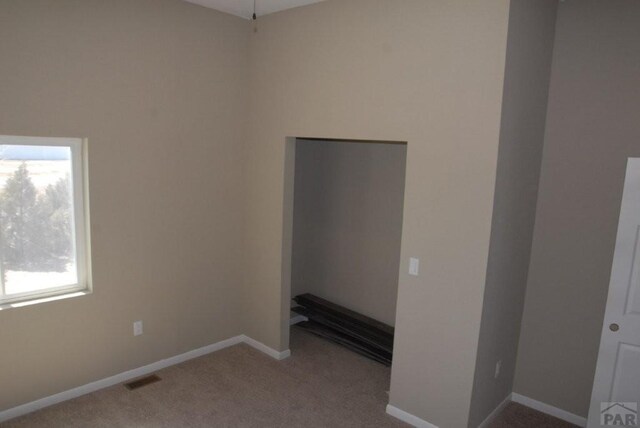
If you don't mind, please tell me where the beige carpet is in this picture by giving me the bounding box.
[487,402,579,428]
[3,329,405,427]
[2,329,577,427]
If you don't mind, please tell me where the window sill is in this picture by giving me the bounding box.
[0,290,91,311]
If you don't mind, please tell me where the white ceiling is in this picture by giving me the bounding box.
[183,0,326,20]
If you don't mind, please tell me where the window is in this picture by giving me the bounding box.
[0,136,90,307]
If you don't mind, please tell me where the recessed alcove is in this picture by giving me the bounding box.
[282,137,407,368]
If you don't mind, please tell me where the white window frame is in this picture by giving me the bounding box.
[0,135,91,308]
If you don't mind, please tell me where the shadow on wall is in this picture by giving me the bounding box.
[290,138,407,327]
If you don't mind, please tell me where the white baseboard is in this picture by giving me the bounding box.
[511,393,587,427]
[386,404,439,428]
[241,335,291,360]
[0,334,290,423]
[289,314,308,325]
[387,392,587,428]
[477,394,511,428]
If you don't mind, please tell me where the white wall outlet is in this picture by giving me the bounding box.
[495,360,502,379]
[409,257,420,276]
[133,321,143,336]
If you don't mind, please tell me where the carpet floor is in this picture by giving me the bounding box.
[488,402,579,428]
[2,328,578,427]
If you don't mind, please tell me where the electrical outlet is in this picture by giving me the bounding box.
[133,321,143,336]
[495,360,502,379]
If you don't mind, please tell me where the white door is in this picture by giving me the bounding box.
[588,158,640,427]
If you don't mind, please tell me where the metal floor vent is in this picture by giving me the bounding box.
[124,374,161,390]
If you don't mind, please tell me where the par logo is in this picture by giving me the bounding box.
[601,402,638,426]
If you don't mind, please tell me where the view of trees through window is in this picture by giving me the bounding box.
[0,145,77,296]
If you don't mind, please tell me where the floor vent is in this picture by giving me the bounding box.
[124,374,161,390]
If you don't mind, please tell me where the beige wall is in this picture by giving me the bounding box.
[467,1,558,426]
[2,1,561,426]
[514,0,640,418]
[291,139,406,326]
[244,1,510,426]
[0,0,247,412]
